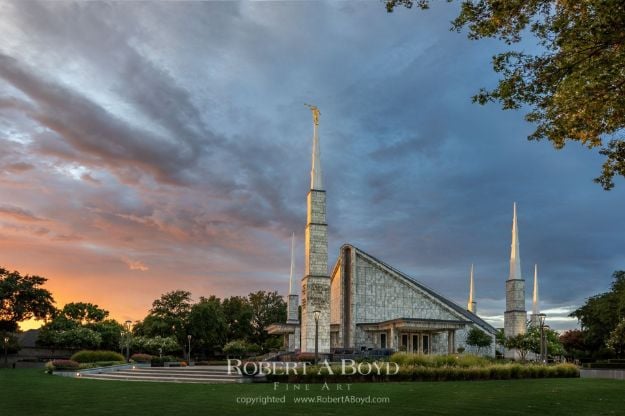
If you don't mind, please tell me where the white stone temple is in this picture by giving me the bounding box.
[268,107,507,357]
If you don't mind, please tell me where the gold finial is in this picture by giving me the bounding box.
[304,103,320,126]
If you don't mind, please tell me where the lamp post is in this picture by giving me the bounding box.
[124,320,132,362]
[543,325,550,364]
[313,310,321,365]
[537,313,546,364]
[187,335,192,364]
[3,336,9,368]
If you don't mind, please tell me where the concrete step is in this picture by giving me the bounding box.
[121,368,237,374]
[78,366,253,384]
[81,373,246,384]
[131,367,233,374]
[111,371,241,379]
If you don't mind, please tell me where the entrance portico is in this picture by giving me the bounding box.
[357,318,468,355]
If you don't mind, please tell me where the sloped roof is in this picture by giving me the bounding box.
[341,244,497,335]
[18,329,39,347]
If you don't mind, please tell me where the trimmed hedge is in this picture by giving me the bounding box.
[78,361,126,369]
[586,362,625,369]
[71,350,125,363]
[265,363,579,383]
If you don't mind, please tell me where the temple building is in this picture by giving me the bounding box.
[267,107,523,357]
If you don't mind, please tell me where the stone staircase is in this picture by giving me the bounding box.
[79,366,252,384]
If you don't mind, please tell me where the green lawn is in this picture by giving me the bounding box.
[1,369,624,416]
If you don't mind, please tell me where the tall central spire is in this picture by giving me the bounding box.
[307,104,323,190]
[509,202,522,280]
[532,264,539,315]
[300,104,330,353]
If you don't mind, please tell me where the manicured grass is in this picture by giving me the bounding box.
[1,368,625,416]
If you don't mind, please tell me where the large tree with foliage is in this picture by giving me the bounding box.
[38,302,122,350]
[386,0,625,189]
[187,296,227,357]
[559,329,589,360]
[248,291,287,349]
[0,267,56,332]
[222,296,253,343]
[526,325,565,357]
[571,271,625,358]
[58,302,108,324]
[606,318,625,358]
[137,290,193,347]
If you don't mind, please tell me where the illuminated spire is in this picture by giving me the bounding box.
[289,232,295,295]
[306,104,323,190]
[467,264,475,313]
[532,264,539,315]
[509,202,522,280]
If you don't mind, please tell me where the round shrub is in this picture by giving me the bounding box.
[50,359,80,371]
[130,353,153,363]
[71,350,125,363]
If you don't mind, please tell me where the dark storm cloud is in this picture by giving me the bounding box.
[0,1,623,329]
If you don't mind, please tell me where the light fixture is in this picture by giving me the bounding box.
[313,310,321,322]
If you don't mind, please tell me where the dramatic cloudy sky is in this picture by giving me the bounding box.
[1,1,623,331]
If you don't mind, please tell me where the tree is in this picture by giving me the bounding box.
[0,267,56,332]
[187,296,227,357]
[607,318,625,358]
[222,296,253,342]
[526,325,565,357]
[247,291,287,348]
[86,320,124,351]
[505,333,532,361]
[559,329,588,360]
[38,326,102,350]
[37,302,122,350]
[144,290,193,348]
[59,302,108,324]
[571,271,625,358]
[386,0,625,189]
[466,327,493,354]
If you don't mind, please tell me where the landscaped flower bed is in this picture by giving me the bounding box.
[264,355,580,383]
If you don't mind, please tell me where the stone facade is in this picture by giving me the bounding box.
[504,278,527,338]
[330,245,496,356]
[300,189,330,353]
[304,190,327,276]
[287,294,299,323]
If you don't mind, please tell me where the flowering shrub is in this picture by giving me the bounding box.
[131,336,179,355]
[130,353,153,363]
[48,359,80,372]
[223,340,247,357]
